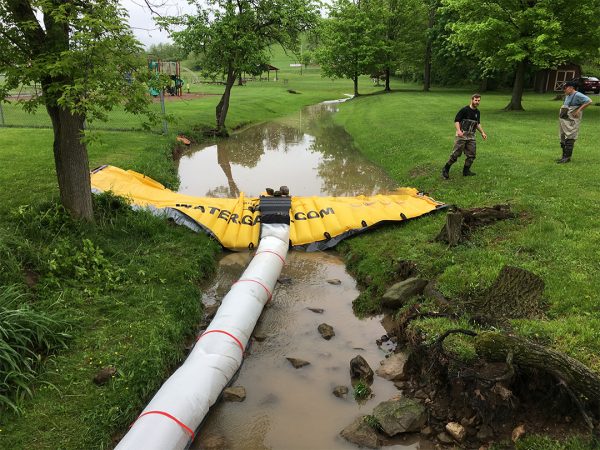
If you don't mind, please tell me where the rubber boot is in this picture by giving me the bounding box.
[441,163,451,179]
[558,139,574,163]
[463,166,476,176]
[556,142,566,162]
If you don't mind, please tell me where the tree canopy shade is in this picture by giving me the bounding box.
[162,0,320,136]
[443,0,600,110]
[0,0,153,220]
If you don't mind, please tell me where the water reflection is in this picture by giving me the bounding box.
[178,102,397,198]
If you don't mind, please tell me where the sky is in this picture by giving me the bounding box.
[122,0,189,48]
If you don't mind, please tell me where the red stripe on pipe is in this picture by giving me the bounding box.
[133,410,195,440]
[197,329,245,353]
[234,278,273,302]
[255,250,286,265]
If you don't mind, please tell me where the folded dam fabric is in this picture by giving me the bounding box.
[91,165,446,251]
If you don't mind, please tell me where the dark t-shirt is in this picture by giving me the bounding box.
[454,106,480,133]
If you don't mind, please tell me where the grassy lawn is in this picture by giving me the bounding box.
[0,60,368,448]
[1,56,598,449]
[335,89,600,371]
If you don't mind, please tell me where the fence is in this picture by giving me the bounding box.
[0,93,169,134]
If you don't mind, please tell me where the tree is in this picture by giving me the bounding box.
[316,0,386,96]
[0,0,152,220]
[443,0,600,110]
[163,0,319,136]
[147,42,185,61]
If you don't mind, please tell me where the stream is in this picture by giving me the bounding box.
[177,101,431,450]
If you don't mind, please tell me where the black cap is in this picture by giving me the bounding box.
[564,80,578,88]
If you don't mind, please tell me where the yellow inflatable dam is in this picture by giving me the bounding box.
[91,165,446,251]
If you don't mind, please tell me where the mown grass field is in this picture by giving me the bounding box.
[1,51,599,448]
[0,57,375,448]
[335,89,600,369]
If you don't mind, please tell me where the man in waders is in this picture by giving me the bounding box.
[442,94,487,179]
[557,80,592,164]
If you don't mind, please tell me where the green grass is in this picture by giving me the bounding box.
[334,89,600,372]
[0,61,366,448]
[2,59,598,448]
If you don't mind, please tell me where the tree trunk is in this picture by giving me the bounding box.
[475,332,600,406]
[384,68,391,92]
[215,67,237,136]
[478,78,488,92]
[353,72,359,97]
[504,60,526,111]
[46,104,93,221]
[423,6,435,92]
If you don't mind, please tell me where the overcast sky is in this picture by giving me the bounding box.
[122,0,189,48]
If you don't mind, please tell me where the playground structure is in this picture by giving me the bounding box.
[148,58,184,97]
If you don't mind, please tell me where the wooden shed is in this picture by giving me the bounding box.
[534,63,581,93]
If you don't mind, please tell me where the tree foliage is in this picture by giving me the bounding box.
[0,0,154,219]
[316,0,387,96]
[442,0,600,109]
[162,0,319,135]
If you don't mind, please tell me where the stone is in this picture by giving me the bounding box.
[512,424,526,442]
[333,385,349,398]
[340,416,381,449]
[286,357,310,369]
[445,422,466,442]
[253,330,268,342]
[437,432,454,444]
[381,278,428,308]
[93,366,117,385]
[375,352,409,381]
[307,307,324,314]
[318,323,335,340]
[327,279,342,285]
[277,276,292,284]
[223,386,246,402]
[420,426,433,436]
[372,398,427,437]
[350,355,374,382]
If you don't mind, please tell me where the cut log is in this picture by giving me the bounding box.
[475,332,600,406]
[476,266,545,320]
[436,204,515,246]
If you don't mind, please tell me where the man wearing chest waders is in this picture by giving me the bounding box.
[442,94,487,179]
[557,80,592,164]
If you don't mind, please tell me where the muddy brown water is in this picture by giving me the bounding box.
[178,102,430,449]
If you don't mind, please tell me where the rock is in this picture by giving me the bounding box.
[420,426,433,436]
[176,135,191,145]
[318,323,335,340]
[307,307,324,314]
[445,422,466,442]
[375,352,409,381]
[414,389,428,399]
[327,279,341,285]
[222,386,246,402]
[423,280,449,304]
[350,355,374,382]
[340,416,381,449]
[286,357,310,369]
[512,424,526,442]
[333,385,349,398]
[437,432,454,444]
[253,328,268,342]
[372,398,427,437]
[393,381,409,390]
[93,366,117,385]
[476,424,494,441]
[277,276,292,284]
[381,278,428,308]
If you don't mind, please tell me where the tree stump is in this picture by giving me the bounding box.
[436,204,515,246]
[477,266,545,320]
[475,332,600,406]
